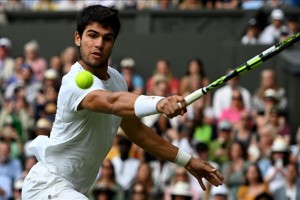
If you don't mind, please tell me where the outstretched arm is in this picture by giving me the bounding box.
[79,90,186,118]
[121,117,224,190]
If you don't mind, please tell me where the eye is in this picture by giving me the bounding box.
[103,35,114,42]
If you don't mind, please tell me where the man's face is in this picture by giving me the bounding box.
[75,22,115,69]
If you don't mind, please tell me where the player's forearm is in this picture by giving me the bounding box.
[122,118,184,163]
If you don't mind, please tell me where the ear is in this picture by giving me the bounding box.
[75,31,80,47]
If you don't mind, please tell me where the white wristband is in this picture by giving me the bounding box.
[174,149,192,167]
[134,95,165,118]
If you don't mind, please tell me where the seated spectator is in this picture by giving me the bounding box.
[252,69,287,115]
[290,127,300,172]
[61,46,78,74]
[0,37,15,92]
[130,182,150,200]
[170,181,193,200]
[210,184,230,200]
[90,159,124,200]
[91,183,116,200]
[119,57,144,95]
[264,136,290,193]
[172,123,194,155]
[149,157,177,199]
[132,162,154,198]
[111,136,140,197]
[56,0,85,11]
[233,111,256,150]
[237,163,271,200]
[258,9,288,44]
[213,69,251,118]
[219,89,247,128]
[146,59,179,96]
[273,162,300,200]
[0,174,12,200]
[215,0,241,9]
[221,142,249,199]
[32,0,57,11]
[178,0,202,10]
[241,18,262,45]
[3,0,28,11]
[0,141,22,183]
[209,120,232,165]
[164,167,200,200]
[23,40,47,82]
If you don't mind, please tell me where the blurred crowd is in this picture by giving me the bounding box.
[0,0,299,12]
[0,3,300,200]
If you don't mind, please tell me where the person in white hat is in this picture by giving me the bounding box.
[258,9,288,44]
[0,37,15,90]
[120,57,144,95]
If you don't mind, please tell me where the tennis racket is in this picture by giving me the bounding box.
[183,32,300,106]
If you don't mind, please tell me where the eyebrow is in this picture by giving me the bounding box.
[86,29,115,37]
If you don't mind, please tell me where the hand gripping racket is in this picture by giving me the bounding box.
[182,32,300,106]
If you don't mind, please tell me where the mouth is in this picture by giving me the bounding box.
[91,52,103,59]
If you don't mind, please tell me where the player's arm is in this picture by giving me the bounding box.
[120,117,224,190]
[78,90,186,118]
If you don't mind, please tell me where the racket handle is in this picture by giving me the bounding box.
[184,88,206,106]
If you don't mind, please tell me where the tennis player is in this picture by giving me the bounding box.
[22,5,223,199]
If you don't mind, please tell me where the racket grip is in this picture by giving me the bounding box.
[184,88,205,106]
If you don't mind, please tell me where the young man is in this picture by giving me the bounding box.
[22,5,223,199]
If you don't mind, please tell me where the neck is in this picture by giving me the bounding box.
[79,60,110,80]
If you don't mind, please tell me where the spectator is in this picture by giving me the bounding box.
[264,136,290,193]
[253,69,287,113]
[130,182,150,200]
[237,163,270,200]
[149,157,177,199]
[32,0,57,11]
[215,0,240,9]
[172,123,194,155]
[279,15,300,41]
[241,0,264,10]
[132,162,154,198]
[61,46,78,74]
[290,127,300,172]
[0,37,15,93]
[20,156,37,178]
[241,18,262,45]
[221,142,249,200]
[3,0,28,11]
[56,0,86,11]
[146,59,180,96]
[48,55,63,80]
[169,181,193,200]
[273,162,300,200]
[0,141,23,183]
[191,142,220,199]
[0,123,23,159]
[178,0,202,9]
[209,120,232,165]
[120,57,144,95]
[23,117,52,158]
[219,89,247,127]
[111,136,140,196]
[164,167,200,200]
[210,184,230,200]
[91,183,116,200]
[258,9,288,44]
[23,40,47,82]
[190,107,215,145]
[0,174,12,200]
[212,69,251,118]
[232,111,256,150]
[90,159,124,200]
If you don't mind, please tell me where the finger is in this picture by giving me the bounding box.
[214,170,224,181]
[208,173,222,186]
[198,178,206,191]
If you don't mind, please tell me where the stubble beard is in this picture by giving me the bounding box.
[79,46,110,69]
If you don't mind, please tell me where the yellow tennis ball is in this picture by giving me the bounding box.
[75,70,94,89]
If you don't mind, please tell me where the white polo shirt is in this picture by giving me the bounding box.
[29,62,127,194]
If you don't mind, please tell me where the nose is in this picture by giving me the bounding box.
[95,37,104,49]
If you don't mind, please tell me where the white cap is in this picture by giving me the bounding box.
[170,181,192,197]
[264,88,279,101]
[44,69,58,80]
[211,185,229,197]
[271,136,289,152]
[120,57,135,68]
[0,37,12,49]
[271,9,284,20]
